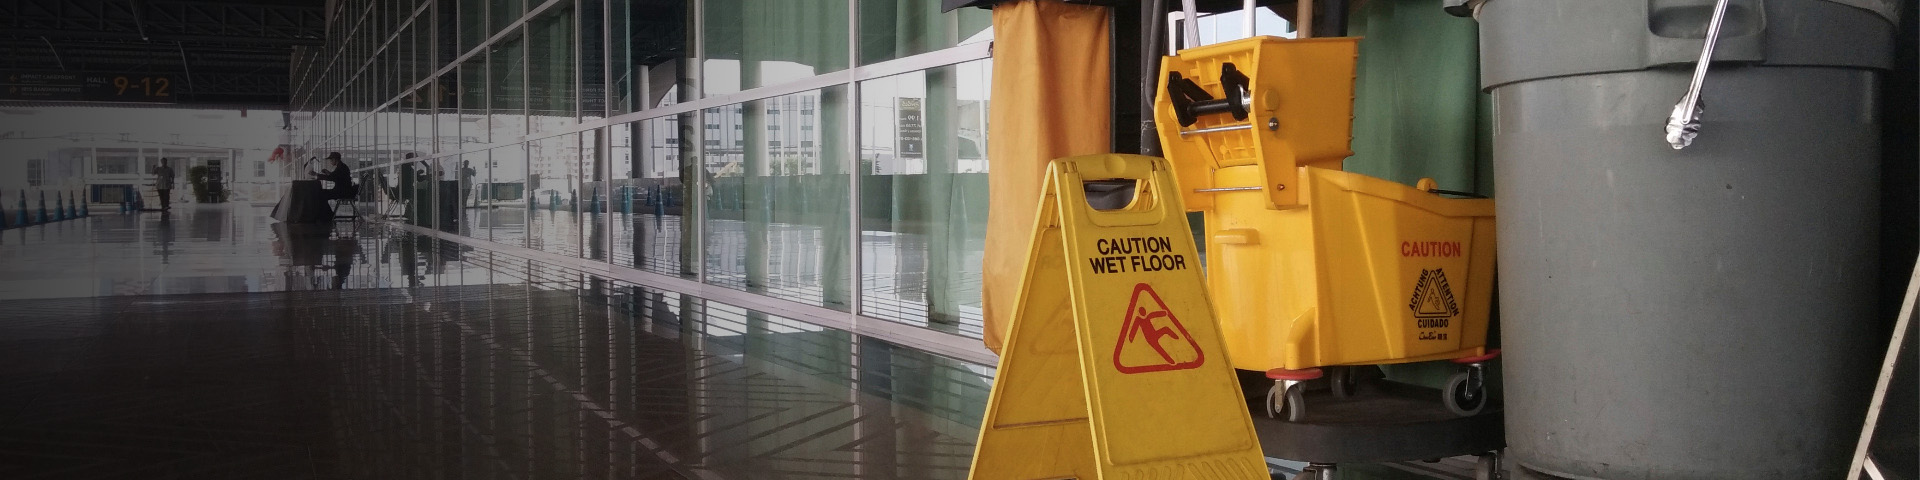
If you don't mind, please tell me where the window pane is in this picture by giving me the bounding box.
[436,73,463,154]
[858,60,992,335]
[460,0,487,53]
[616,115,693,276]
[529,6,575,133]
[529,133,582,257]
[701,0,848,95]
[701,87,852,309]
[437,0,459,69]
[858,0,990,65]
[489,33,526,142]
[398,155,433,228]
[486,145,529,247]
[96,149,137,175]
[581,129,607,261]
[433,154,465,232]
[458,56,488,145]
[490,0,523,37]
[579,0,607,119]
[609,0,690,114]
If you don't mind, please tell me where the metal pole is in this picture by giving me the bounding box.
[1297,0,1315,39]
[1182,0,1201,49]
[1664,0,1731,150]
[1242,0,1256,38]
[1141,0,1167,156]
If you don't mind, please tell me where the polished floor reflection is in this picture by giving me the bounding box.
[0,206,992,479]
[0,205,1479,480]
[0,204,513,300]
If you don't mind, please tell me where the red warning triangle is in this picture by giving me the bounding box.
[1111,283,1205,374]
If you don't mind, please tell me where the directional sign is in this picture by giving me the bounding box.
[1,71,177,103]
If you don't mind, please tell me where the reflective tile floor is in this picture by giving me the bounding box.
[0,206,992,479]
[0,205,1471,480]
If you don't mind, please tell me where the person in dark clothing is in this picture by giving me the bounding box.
[313,153,356,200]
[153,158,176,211]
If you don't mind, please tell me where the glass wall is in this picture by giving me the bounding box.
[288,0,994,339]
[859,61,991,335]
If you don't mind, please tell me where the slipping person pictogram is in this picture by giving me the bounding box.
[1113,283,1204,374]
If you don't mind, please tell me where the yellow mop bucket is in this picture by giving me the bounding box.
[1154,36,1497,374]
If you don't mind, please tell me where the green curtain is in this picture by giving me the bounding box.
[1345,0,1494,196]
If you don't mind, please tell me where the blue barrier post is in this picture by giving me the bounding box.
[653,190,665,227]
[16,191,28,226]
[78,190,88,217]
[37,191,48,224]
[622,187,633,214]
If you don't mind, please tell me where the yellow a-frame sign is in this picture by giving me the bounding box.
[969,154,1266,479]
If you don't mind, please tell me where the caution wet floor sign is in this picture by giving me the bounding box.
[968,154,1265,479]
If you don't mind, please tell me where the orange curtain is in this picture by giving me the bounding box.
[982,0,1111,354]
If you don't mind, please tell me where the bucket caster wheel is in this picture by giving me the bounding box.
[1265,368,1321,422]
[1297,463,1336,480]
[1329,366,1357,399]
[1444,371,1487,417]
[1445,349,1499,417]
[1473,451,1503,480]
[1264,381,1309,421]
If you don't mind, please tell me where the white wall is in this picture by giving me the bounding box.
[0,107,291,203]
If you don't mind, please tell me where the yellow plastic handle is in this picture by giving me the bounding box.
[1055,154,1175,228]
[1070,153,1159,182]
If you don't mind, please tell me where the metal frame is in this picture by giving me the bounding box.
[303,0,1001,365]
[390,221,997,366]
[336,40,990,174]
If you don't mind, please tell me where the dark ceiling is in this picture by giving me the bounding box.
[0,0,326,108]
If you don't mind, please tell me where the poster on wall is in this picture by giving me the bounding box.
[897,97,924,159]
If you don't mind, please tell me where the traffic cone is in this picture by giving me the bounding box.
[16,191,28,226]
[54,192,66,221]
[78,191,88,217]
[37,191,48,224]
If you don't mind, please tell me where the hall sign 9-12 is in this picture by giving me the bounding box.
[0,71,177,103]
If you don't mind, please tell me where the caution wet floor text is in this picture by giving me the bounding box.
[967,154,1265,479]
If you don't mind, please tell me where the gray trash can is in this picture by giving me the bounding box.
[1477,1,1896,479]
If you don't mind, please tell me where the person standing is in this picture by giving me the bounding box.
[459,160,477,207]
[153,158,176,211]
